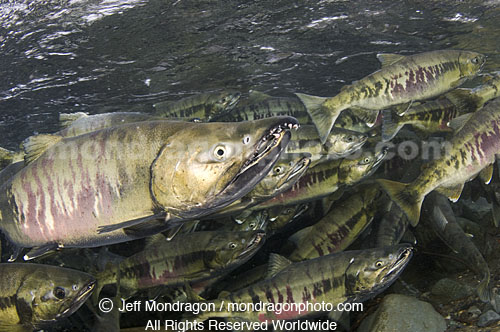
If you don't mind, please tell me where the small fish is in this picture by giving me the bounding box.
[192,245,413,324]
[297,50,485,143]
[286,125,367,166]
[382,74,500,140]
[0,117,297,260]
[423,192,493,305]
[96,230,265,299]
[212,96,309,123]
[378,97,500,227]
[0,263,95,331]
[266,203,310,235]
[288,185,383,261]
[153,90,241,121]
[209,154,311,217]
[254,147,387,209]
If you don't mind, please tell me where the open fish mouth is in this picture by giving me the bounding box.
[382,245,413,283]
[178,117,299,219]
[364,147,388,178]
[237,230,266,260]
[278,156,311,190]
[56,279,96,319]
[236,119,300,177]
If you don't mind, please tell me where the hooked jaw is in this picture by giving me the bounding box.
[55,278,96,320]
[181,117,299,219]
[237,230,266,260]
[381,245,413,283]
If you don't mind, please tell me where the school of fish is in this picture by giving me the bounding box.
[1,49,500,331]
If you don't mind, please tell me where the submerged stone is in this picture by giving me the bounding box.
[358,294,446,332]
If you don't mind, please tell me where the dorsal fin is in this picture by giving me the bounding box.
[248,90,272,103]
[287,226,311,246]
[23,134,63,165]
[59,112,88,129]
[266,253,292,278]
[376,53,406,67]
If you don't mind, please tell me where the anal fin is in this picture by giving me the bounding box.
[480,164,494,184]
[435,183,464,202]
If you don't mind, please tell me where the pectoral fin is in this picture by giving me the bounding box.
[98,213,166,234]
[23,243,60,261]
[266,253,292,278]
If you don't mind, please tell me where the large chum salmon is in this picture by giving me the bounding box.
[0,117,297,260]
[297,50,485,143]
[378,97,500,227]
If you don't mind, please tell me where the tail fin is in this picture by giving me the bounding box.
[445,88,483,112]
[477,275,493,304]
[295,93,337,144]
[381,110,404,141]
[377,179,423,227]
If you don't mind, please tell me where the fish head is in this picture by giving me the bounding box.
[208,90,242,119]
[324,129,368,158]
[151,117,298,219]
[458,51,486,78]
[345,245,413,299]
[205,230,266,269]
[250,154,311,199]
[338,147,388,185]
[231,209,270,232]
[16,264,96,324]
[267,203,310,233]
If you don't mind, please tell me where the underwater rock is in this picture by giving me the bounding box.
[477,310,500,327]
[430,278,475,302]
[358,294,446,332]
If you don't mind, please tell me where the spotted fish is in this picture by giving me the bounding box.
[378,97,500,227]
[192,245,413,325]
[0,263,95,331]
[0,117,297,260]
[297,50,485,143]
[95,230,265,299]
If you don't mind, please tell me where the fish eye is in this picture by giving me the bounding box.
[346,136,354,142]
[359,156,372,165]
[284,208,293,214]
[72,284,78,291]
[471,57,479,64]
[375,260,384,268]
[213,145,227,160]
[242,135,251,145]
[54,287,66,300]
[249,222,256,228]
[228,242,237,249]
[273,166,284,174]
